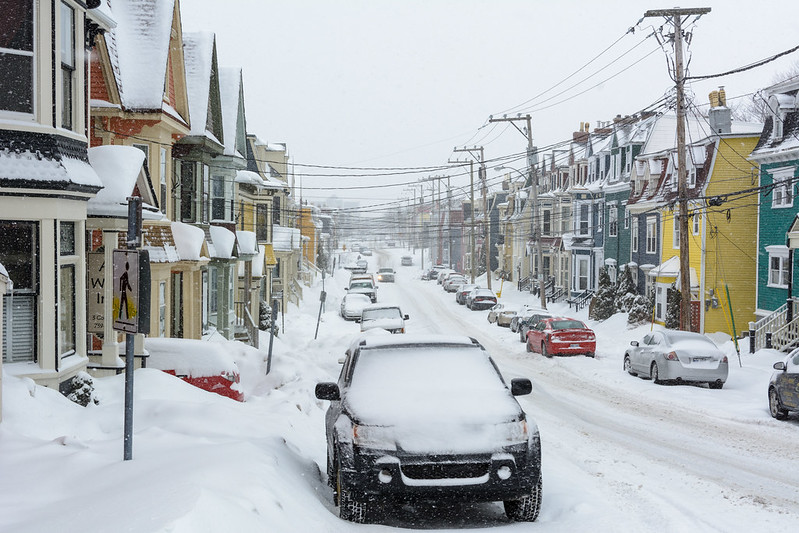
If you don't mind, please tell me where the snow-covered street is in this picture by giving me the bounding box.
[2,247,798,532]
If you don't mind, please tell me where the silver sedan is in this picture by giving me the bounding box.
[624,330,729,389]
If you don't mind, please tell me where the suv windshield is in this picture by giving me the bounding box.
[362,308,401,320]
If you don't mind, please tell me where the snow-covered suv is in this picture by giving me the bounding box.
[315,335,542,524]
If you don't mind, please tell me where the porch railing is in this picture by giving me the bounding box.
[568,289,595,312]
[233,301,259,349]
[752,299,799,352]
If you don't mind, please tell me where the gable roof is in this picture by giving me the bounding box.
[219,67,246,158]
[183,31,224,146]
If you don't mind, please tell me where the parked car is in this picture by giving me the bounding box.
[437,268,456,285]
[145,338,244,401]
[340,293,372,321]
[769,348,799,419]
[401,255,413,266]
[361,247,372,256]
[353,259,369,274]
[623,330,728,388]
[488,303,517,327]
[526,317,596,358]
[315,335,542,524]
[377,267,395,283]
[468,288,498,310]
[456,283,480,305]
[518,312,553,342]
[443,275,467,292]
[510,306,542,333]
[357,304,409,334]
[347,278,377,303]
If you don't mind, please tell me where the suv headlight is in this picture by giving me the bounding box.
[353,424,397,450]
[495,420,528,445]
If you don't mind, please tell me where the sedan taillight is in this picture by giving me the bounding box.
[665,351,679,361]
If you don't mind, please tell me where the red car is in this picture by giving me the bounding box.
[525,317,596,358]
[145,338,245,401]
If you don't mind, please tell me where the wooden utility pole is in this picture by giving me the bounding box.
[451,149,483,284]
[489,114,545,308]
[644,7,710,331]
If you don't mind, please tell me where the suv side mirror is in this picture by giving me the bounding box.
[315,382,340,401]
[630,341,639,347]
[355,317,361,323]
[404,314,409,320]
[510,378,532,396]
[773,361,787,371]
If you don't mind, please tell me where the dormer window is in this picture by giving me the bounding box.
[0,0,34,116]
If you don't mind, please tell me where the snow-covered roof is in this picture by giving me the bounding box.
[171,221,207,261]
[87,146,162,218]
[218,67,244,158]
[234,170,286,191]
[183,31,221,144]
[0,149,102,189]
[208,225,236,259]
[273,225,301,252]
[640,112,708,157]
[236,230,258,256]
[108,0,175,110]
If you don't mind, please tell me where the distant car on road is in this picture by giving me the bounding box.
[352,259,369,274]
[360,247,372,256]
[468,288,498,310]
[526,317,596,358]
[357,304,409,334]
[315,335,542,524]
[769,348,799,419]
[623,330,728,388]
[340,293,372,321]
[377,267,395,283]
[401,255,413,266]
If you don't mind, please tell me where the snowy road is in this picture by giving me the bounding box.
[370,257,799,531]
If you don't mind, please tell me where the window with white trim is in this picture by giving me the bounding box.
[631,216,639,252]
[646,216,657,254]
[771,167,795,208]
[673,213,680,249]
[576,255,590,291]
[688,166,697,188]
[608,203,618,237]
[0,0,34,116]
[542,209,551,235]
[597,201,603,232]
[60,1,75,130]
[577,203,590,236]
[692,211,701,235]
[767,246,790,288]
[624,207,629,229]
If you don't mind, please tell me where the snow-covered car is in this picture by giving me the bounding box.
[353,259,369,274]
[360,247,372,256]
[377,267,395,283]
[340,293,372,321]
[443,275,467,292]
[624,330,728,388]
[468,288,498,310]
[315,335,542,524]
[347,278,377,303]
[488,303,517,327]
[401,255,413,266]
[145,338,244,401]
[357,304,409,334]
[518,312,553,342]
[769,349,799,419]
[510,306,545,333]
[526,317,596,358]
[436,268,456,285]
[455,283,480,305]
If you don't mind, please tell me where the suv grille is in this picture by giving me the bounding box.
[401,462,489,480]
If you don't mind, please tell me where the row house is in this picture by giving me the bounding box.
[750,78,799,351]
[1,0,109,392]
[496,172,530,281]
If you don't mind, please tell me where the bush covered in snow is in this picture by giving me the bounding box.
[259,301,279,336]
[627,293,654,325]
[666,287,681,329]
[615,267,638,313]
[65,371,99,407]
[590,267,616,321]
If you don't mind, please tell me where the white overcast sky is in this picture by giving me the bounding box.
[179,0,799,207]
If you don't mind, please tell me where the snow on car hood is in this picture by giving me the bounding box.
[361,317,404,331]
[345,346,524,453]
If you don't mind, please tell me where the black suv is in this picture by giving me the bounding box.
[315,335,542,523]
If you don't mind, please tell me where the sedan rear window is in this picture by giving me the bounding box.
[551,320,586,330]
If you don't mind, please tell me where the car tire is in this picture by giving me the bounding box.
[542,344,551,358]
[708,381,724,390]
[504,473,542,522]
[769,387,789,420]
[526,339,532,353]
[624,356,637,376]
[651,362,661,384]
[585,352,595,358]
[337,463,369,523]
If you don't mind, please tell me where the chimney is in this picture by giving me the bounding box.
[708,86,731,134]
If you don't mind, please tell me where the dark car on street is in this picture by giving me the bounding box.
[768,348,799,419]
[315,335,542,524]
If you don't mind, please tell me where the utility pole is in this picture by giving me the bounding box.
[645,7,710,331]
[489,114,545,308]
[452,146,487,288]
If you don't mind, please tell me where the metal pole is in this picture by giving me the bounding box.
[266,298,277,374]
[526,115,546,309]
[124,196,141,461]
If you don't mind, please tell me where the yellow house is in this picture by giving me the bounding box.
[653,99,761,335]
